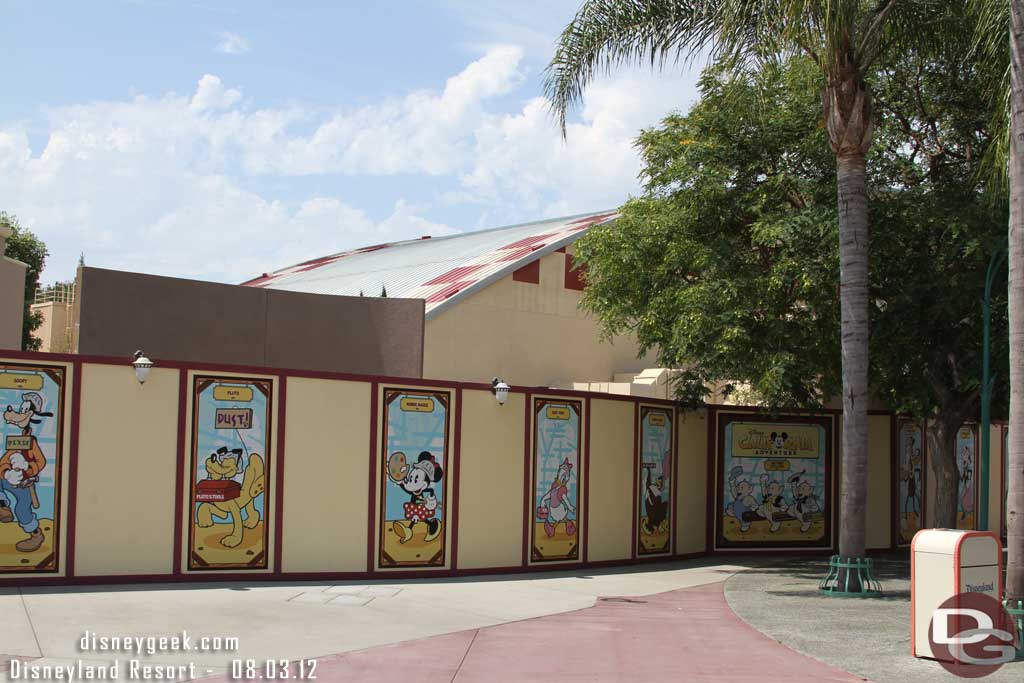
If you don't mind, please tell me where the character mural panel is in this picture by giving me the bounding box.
[897,420,925,545]
[637,406,673,556]
[717,415,832,549]
[956,424,977,531]
[188,377,272,571]
[379,389,449,568]
[531,398,582,562]
[0,363,65,573]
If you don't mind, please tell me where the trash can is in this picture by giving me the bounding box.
[911,529,1003,660]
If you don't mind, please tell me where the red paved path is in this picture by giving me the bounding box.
[205,581,868,682]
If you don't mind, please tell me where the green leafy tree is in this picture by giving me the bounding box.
[1,212,48,351]
[576,41,1005,529]
[546,0,943,578]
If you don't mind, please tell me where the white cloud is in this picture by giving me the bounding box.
[0,47,698,284]
[462,70,698,217]
[216,31,249,55]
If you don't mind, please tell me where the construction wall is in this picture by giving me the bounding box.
[1,350,982,586]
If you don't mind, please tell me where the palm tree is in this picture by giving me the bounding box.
[968,0,1023,607]
[1007,0,1023,606]
[545,0,935,583]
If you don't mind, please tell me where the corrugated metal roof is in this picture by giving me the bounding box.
[242,210,618,319]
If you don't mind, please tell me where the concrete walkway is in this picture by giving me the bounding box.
[1,560,750,681]
[203,581,862,682]
[725,553,1024,683]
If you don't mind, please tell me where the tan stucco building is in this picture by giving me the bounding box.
[0,224,27,351]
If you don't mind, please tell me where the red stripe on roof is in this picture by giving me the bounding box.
[569,212,616,225]
[424,281,472,303]
[295,256,343,272]
[423,264,486,286]
[498,246,542,262]
[499,233,555,250]
[240,273,277,287]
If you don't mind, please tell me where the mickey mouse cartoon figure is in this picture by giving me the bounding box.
[770,432,788,450]
[0,392,53,552]
[388,451,443,545]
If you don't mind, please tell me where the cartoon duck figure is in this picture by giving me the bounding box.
[538,458,577,538]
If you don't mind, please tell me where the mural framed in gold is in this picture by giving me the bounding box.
[187,376,272,571]
[0,362,66,573]
[715,413,833,550]
[955,424,978,531]
[530,397,583,563]
[379,387,450,569]
[894,419,926,546]
[636,405,674,556]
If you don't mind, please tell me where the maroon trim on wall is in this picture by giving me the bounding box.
[171,369,187,575]
[582,396,591,564]
[0,349,684,408]
[65,361,83,578]
[0,549,718,588]
[630,402,640,560]
[564,253,586,291]
[704,406,717,553]
[512,260,540,284]
[366,381,379,575]
[520,391,532,568]
[451,388,463,571]
[273,375,288,574]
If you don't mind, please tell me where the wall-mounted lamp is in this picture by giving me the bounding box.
[491,377,510,406]
[132,350,153,385]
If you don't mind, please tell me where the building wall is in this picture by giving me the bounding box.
[0,254,26,351]
[76,266,424,377]
[423,249,657,387]
[30,302,73,353]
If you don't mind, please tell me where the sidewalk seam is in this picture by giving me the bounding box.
[18,588,44,658]
[450,628,479,683]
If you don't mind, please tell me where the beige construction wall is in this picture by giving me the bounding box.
[457,389,526,570]
[676,410,708,555]
[281,377,370,573]
[424,249,657,387]
[586,399,634,562]
[75,364,179,576]
[1,351,927,584]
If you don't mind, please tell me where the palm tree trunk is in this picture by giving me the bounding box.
[836,153,870,562]
[1007,0,1024,603]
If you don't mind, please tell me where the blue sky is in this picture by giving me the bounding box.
[1,1,701,284]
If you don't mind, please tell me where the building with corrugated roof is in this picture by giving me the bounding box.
[243,210,667,393]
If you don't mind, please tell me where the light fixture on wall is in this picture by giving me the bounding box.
[491,377,510,406]
[132,350,153,385]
